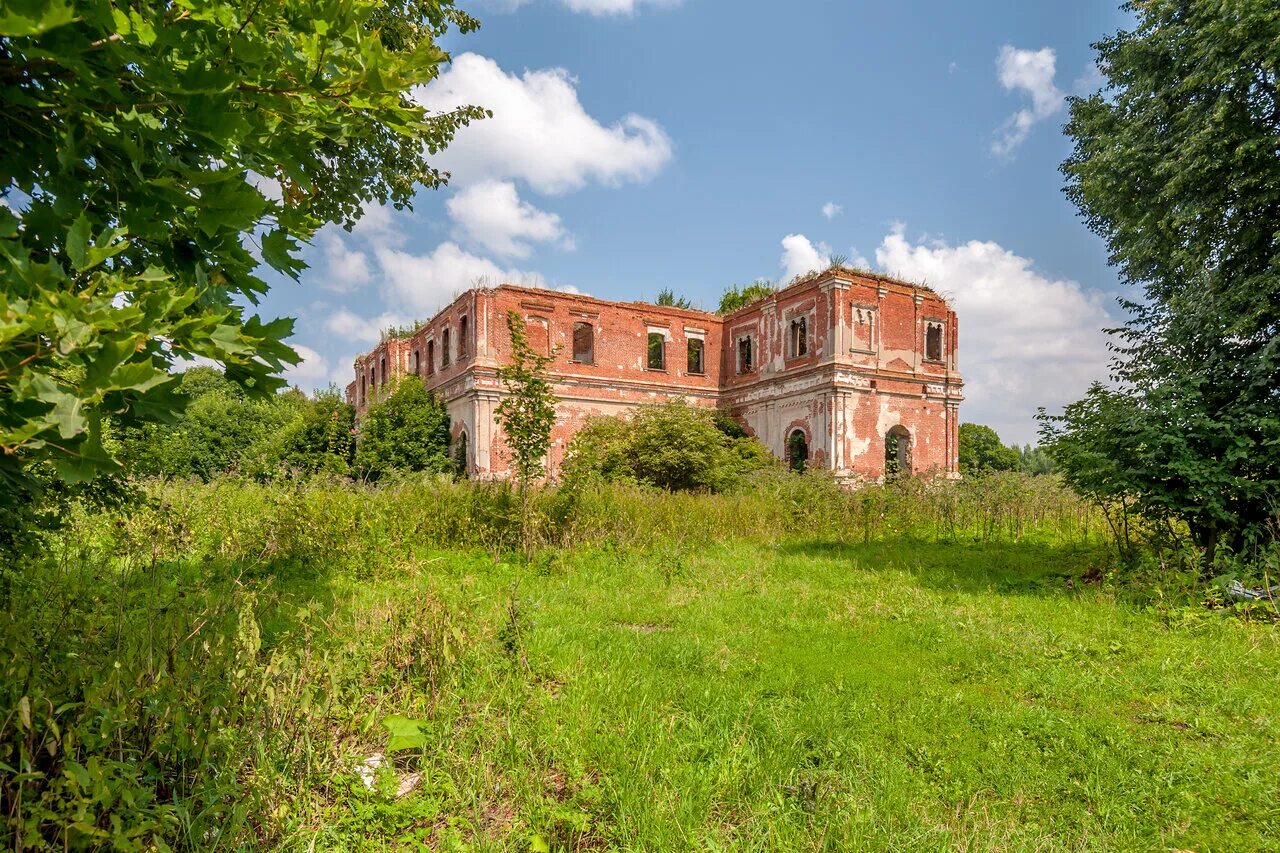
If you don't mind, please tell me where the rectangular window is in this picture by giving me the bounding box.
[411,350,420,375]
[427,340,435,375]
[737,336,753,374]
[572,322,594,364]
[789,317,808,358]
[687,338,704,374]
[647,332,665,370]
[459,316,469,358]
[379,355,387,385]
[925,321,944,361]
[442,328,451,368]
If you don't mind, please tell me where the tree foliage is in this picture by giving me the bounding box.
[354,376,451,481]
[958,423,1019,477]
[495,310,557,485]
[124,367,356,479]
[562,401,774,492]
[717,280,776,315]
[655,288,693,309]
[0,0,484,497]
[1043,0,1280,558]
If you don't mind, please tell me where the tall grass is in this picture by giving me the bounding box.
[1,473,1106,849]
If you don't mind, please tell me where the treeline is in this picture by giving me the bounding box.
[958,423,1054,477]
[119,367,457,482]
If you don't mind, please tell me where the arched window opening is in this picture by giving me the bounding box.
[427,340,435,375]
[379,355,387,385]
[360,374,366,406]
[687,337,705,374]
[647,332,665,370]
[572,322,594,364]
[451,431,469,479]
[459,316,469,358]
[787,429,808,474]
[411,349,420,375]
[925,321,944,362]
[885,425,912,477]
[789,317,808,358]
[441,328,451,368]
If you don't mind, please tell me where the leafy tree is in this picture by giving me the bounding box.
[958,423,1019,476]
[717,280,776,315]
[278,388,356,476]
[562,401,772,492]
[1015,444,1055,476]
[495,310,557,486]
[354,377,451,481]
[1044,0,1280,560]
[655,288,693,309]
[0,0,485,500]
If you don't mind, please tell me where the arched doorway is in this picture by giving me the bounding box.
[885,425,911,477]
[787,429,808,473]
[451,431,469,479]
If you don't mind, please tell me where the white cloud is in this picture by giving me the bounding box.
[992,45,1064,156]
[821,201,842,220]
[317,232,372,292]
[283,344,329,386]
[780,233,832,283]
[324,307,414,345]
[446,179,570,259]
[415,53,673,194]
[375,241,535,316]
[874,224,1112,444]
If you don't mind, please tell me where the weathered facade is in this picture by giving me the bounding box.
[345,268,963,481]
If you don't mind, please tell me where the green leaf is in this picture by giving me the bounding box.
[380,715,427,753]
[260,229,305,280]
[0,0,75,36]
[66,213,89,270]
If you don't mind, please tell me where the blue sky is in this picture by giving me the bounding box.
[263,0,1134,444]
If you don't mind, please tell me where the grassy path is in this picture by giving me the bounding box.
[293,539,1280,850]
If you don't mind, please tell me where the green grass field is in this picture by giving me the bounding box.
[5,479,1277,850]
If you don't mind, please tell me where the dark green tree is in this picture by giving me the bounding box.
[1015,444,1055,476]
[1043,0,1280,560]
[0,0,485,496]
[354,377,451,481]
[717,280,776,315]
[958,423,1019,476]
[278,388,356,476]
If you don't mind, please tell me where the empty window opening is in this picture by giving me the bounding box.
[647,332,665,370]
[459,316,469,358]
[925,322,944,361]
[687,338,705,374]
[787,429,808,474]
[360,374,366,406]
[572,322,595,364]
[885,425,912,477]
[411,350,420,375]
[441,328,451,368]
[737,336,753,374]
[427,340,435,375]
[451,431,469,479]
[789,317,808,358]
[379,355,387,385]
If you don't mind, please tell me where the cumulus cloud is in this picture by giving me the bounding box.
[375,241,535,316]
[780,233,832,283]
[992,45,1064,156]
[416,53,673,194]
[317,232,372,292]
[324,307,415,345]
[446,179,570,259]
[874,224,1112,443]
[821,201,842,220]
[282,344,330,387]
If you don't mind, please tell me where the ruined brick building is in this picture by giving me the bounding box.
[345,267,963,481]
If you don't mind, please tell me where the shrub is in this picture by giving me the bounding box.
[354,377,452,481]
[561,401,774,492]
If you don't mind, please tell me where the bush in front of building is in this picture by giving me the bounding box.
[354,377,453,482]
[561,400,774,492]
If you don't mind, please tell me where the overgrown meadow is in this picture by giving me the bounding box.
[4,474,1277,851]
